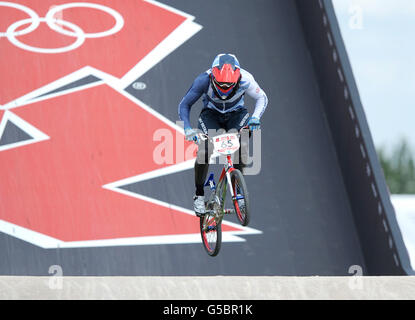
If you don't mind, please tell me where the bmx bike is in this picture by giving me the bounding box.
[196,130,250,257]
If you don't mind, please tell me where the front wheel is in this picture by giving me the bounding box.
[200,214,222,257]
[230,169,250,226]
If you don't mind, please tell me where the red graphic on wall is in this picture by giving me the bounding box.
[0,85,242,243]
[0,0,186,105]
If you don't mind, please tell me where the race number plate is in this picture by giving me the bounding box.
[213,133,240,155]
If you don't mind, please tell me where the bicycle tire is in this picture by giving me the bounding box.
[200,214,222,257]
[230,169,250,226]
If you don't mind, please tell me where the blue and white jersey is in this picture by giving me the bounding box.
[178,68,268,129]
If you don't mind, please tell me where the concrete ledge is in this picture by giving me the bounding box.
[1,276,415,300]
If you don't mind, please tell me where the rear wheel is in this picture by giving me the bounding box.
[200,214,222,257]
[230,169,250,226]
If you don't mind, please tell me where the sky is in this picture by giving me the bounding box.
[332,1,415,264]
[332,0,415,155]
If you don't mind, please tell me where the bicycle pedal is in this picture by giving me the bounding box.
[224,209,235,215]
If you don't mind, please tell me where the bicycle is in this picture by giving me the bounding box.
[196,129,250,257]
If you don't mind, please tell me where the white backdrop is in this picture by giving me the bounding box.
[392,195,415,272]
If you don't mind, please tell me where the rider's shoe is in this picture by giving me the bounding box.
[193,195,206,217]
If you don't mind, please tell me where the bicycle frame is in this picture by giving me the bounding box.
[218,155,237,201]
[204,149,239,218]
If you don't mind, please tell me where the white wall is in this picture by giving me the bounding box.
[391,195,415,271]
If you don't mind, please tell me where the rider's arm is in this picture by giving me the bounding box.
[178,72,210,129]
[245,75,268,119]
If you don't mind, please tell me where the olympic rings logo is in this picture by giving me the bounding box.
[0,2,124,54]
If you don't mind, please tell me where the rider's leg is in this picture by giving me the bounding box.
[195,140,211,196]
[195,109,222,197]
[225,108,251,174]
[194,140,215,216]
[193,109,221,216]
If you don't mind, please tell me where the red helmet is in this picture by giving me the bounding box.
[210,54,241,100]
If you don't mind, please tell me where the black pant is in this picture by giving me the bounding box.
[195,108,250,196]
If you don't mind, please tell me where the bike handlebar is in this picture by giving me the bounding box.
[196,126,250,143]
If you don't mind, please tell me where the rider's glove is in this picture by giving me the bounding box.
[184,127,199,143]
[248,117,261,131]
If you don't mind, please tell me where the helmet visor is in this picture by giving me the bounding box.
[213,77,236,91]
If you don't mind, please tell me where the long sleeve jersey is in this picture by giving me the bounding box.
[178,68,268,129]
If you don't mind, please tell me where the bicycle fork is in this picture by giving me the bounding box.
[204,170,235,216]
